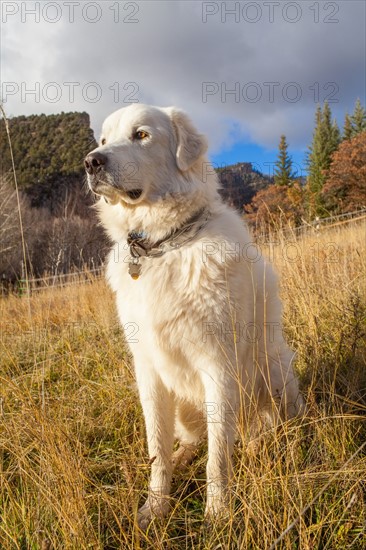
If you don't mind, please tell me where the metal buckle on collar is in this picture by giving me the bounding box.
[126,208,211,279]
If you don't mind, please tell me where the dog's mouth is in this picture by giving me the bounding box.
[125,189,143,200]
[88,177,143,202]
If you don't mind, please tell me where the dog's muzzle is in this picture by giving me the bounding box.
[84,152,143,201]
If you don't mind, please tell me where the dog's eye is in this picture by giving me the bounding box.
[134,130,149,140]
[101,138,106,145]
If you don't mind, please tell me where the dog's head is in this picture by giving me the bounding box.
[84,104,208,205]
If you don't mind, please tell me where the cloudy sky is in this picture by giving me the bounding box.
[2,0,365,174]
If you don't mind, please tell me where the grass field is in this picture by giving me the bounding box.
[1,220,365,549]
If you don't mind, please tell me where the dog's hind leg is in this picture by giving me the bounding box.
[172,401,205,471]
[265,349,304,424]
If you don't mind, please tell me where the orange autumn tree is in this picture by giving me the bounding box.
[244,134,305,231]
[244,181,305,231]
[322,132,366,213]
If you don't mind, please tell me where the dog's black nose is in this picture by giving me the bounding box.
[84,151,107,175]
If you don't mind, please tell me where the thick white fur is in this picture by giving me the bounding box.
[86,104,302,527]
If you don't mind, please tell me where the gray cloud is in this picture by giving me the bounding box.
[1,1,365,152]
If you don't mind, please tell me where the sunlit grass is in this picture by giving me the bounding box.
[1,221,365,549]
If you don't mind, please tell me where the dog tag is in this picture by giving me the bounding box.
[129,261,141,280]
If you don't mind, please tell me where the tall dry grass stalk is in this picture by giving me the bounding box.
[0,221,365,549]
[0,105,31,321]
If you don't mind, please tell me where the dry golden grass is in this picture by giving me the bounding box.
[1,220,365,549]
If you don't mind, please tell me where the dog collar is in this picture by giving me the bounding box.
[127,207,211,279]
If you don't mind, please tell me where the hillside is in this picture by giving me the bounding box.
[0,112,97,216]
[0,113,107,280]
[217,162,272,210]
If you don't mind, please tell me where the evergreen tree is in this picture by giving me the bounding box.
[322,102,341,157]
[343,113,353,140]
[350,98,366,135]
[307,105,322,192]
[331,119,341,149]
[274,135,294,186]
[306,102,340,216]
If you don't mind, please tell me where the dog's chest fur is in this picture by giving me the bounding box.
[106,233,251,402]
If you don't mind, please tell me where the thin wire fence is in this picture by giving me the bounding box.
[3,208,366,295]
[2,268,103,296]
[256,208,366,241]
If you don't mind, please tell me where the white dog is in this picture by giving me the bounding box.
[85,104,302,528]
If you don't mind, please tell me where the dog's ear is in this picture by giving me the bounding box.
[166,108,208,171]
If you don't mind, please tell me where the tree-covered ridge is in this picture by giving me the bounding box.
[0,113,104,280]
[0,112,97,189]
[217,162,272,211]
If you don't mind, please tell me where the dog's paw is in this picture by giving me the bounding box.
[204,501,229,522]
[204,484,230,524]
[137,502,154,531]
[137,496,171,531]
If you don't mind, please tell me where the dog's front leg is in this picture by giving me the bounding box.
[135,368,175,529]
[203,377,237,520]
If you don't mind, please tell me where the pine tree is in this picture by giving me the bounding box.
[274,135,294,186]
[307,106,324,198]
[350,98,366,135]
[343,113,353,140]
[306,102,340,216]
[331,119,341,150]
[322,102,341,160]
